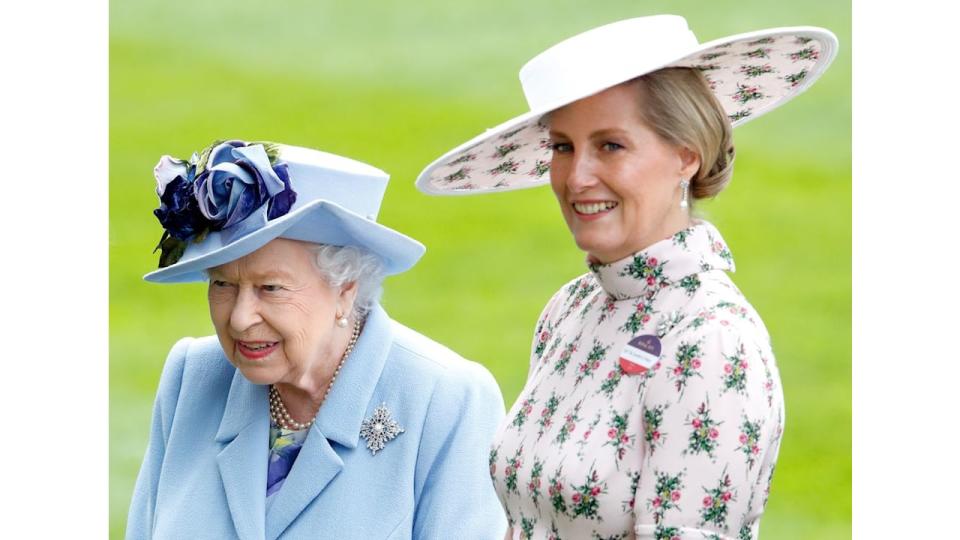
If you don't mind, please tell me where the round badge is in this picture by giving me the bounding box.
[619,334,662,375]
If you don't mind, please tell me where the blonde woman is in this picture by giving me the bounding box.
[417,15,837,539]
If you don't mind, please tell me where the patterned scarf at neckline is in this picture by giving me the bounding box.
[587,220,736,301]
[266,421,309,496]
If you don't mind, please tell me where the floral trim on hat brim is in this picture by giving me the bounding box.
[416,28,836,196]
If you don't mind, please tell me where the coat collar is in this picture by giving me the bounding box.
[213,303,394,539]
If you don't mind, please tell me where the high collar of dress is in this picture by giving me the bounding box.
[588,220,736,301]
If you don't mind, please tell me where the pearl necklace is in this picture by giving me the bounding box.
[268,317,363,431]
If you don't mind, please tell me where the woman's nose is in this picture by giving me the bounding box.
[565,152,599,192]
[229,287,263,332]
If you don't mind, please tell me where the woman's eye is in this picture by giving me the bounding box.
[211,280,231,288]
[601,142,624,151]
[261,284,283,292]
[550,142,573,153]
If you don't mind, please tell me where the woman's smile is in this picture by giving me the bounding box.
[236,340,279,360]
[571,200,619,221]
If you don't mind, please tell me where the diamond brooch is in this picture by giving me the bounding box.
[359,403,404,455]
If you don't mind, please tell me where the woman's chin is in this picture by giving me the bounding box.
[574,236,624,264]
[236,366,280,386]
[568,219,620,252]
[230,354,281,385]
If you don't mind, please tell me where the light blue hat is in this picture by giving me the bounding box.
[144,140,425,283]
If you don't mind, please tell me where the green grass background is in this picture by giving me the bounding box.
[110,1,850,538]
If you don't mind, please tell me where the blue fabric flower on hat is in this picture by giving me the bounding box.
[195,141,288,229]
[153,156,205,241]
[152,139,297,268]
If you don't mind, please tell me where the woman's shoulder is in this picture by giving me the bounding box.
[164,335,227,360]
[651,278,778,390]
[681,270,771,345]
[538,271,597,319]
[154,336,234,404]
[386,321,503,406]
[161,335,231,373]
[554,272,599,301]
[389,322,497,382]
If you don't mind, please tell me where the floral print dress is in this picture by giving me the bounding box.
[491,221,784,539]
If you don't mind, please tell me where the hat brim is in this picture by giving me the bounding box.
[416,26,838,196]
[143,200,426,283]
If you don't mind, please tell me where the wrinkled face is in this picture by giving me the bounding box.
[207,238,356,387]
[548,81,699,263]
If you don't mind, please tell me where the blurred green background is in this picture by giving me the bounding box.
[110,1,850,538]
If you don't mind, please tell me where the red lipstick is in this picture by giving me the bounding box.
[237,341,279,360]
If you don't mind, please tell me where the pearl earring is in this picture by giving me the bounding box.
[679,179,690,209]
[336,313,349,327]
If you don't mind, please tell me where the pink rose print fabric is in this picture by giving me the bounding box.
[491,221,784,539]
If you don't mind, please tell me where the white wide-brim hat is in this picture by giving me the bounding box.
[145,143,425,283]
[416,15,838,195]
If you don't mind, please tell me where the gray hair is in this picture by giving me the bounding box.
[309,244,385,318]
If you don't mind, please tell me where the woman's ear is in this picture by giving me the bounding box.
[678,146,701,180]
[338,280,360,317]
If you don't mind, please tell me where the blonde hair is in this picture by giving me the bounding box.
[632,68,735,203]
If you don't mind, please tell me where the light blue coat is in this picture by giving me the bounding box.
[126,305,507,539]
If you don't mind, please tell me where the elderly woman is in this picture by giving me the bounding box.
[127,140,507,539]
[416,16,837,539]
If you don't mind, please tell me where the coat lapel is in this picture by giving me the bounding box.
[264,432,344,539]
[215,369,269,540]
[264,305,394,539]
[315,304,393,448]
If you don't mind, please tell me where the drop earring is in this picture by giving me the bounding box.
[679,179,690,209]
